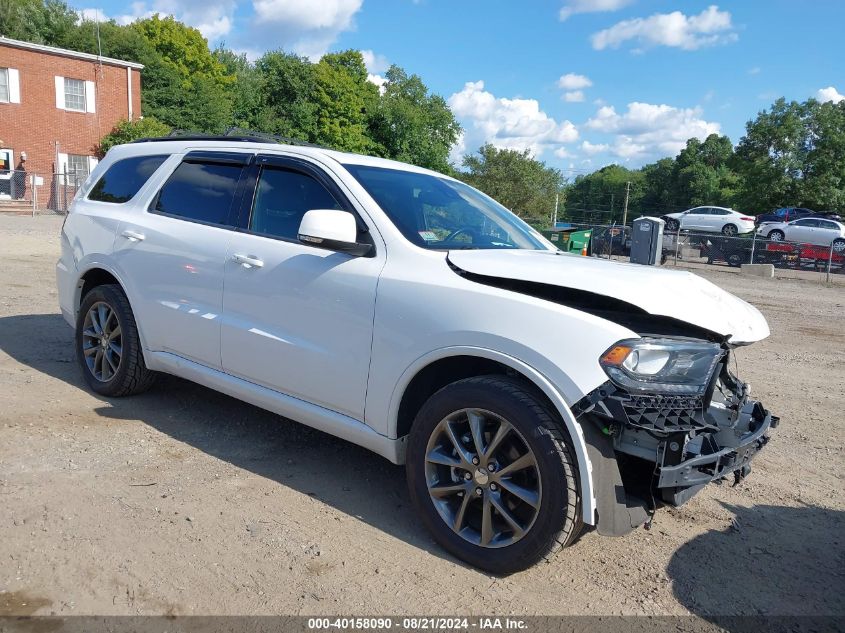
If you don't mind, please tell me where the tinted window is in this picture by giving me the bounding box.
[793,219,819,227]
[154,161,244,225]
[249,167,342,240]
[89,155,168,203]
[819,220,839,230]
[712,208,730,215]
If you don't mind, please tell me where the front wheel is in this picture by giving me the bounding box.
[722,224,738,236]
[769,230,785,242]
[832,238,845,253]
[406,376,581,574]
[76,284,156,396]
[665,218,680,232]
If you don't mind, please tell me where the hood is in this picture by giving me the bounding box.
[448,249,770,344]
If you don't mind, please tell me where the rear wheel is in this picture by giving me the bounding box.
[769,230,785,242]
[406,376,581,574]
[76,284,156,396]
[722,224,738,236]
[832,238,845,253]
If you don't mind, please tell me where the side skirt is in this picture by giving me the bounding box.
[147,351,406,465]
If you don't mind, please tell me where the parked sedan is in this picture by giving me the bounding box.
[757,217,845,252]
[663,206,756,236]
[755,207,842,225]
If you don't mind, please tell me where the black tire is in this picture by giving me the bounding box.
[727,253,743,267]
[665,218,680,231]
[721,223,738,236]
[406,376,581,574]
[76,284,156,396]
[832,238,845,253]
[769,229,785,242]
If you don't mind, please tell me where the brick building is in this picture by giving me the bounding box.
[0,36,142,208]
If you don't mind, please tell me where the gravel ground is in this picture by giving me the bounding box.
[0,214,842,619]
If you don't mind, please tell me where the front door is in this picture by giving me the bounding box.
[0,149,13,198]
[786,219,818,243]
[221,155,383,420]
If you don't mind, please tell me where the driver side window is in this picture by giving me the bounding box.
[249,166,342,241]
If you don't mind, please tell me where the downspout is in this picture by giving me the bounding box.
[127,67,133,121]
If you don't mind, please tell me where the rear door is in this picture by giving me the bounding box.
[815,220,842,246]
[220,154,384,420]
[113,150,252,369]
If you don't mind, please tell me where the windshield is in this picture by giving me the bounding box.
[344,164,551,251]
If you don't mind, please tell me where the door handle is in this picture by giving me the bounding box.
[232,253,264,269]
[121,229,145,242]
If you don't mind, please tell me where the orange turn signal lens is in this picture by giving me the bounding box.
[600,345,632,367]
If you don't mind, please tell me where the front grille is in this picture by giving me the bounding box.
[621,394,709,432]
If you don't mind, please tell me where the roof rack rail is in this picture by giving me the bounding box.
[131,128,331,150]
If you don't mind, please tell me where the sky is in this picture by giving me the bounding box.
[82,0,845,176]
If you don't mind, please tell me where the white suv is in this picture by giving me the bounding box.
[57,136,778,573]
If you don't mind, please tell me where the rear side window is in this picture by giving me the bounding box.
[153,160,244,225]
[249,167,342,240]
[88,155,168,203]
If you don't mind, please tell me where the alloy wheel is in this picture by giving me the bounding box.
[424,408,542,548]
[81,301,123,382]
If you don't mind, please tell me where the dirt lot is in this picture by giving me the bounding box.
[1,214,843,619]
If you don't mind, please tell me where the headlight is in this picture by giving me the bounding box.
[600,338,724,396]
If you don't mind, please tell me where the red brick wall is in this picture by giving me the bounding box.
[0,44,141,199]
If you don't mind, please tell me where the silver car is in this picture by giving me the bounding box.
[757,217,845,252]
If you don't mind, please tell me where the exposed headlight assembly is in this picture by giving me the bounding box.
[600,338,724,396]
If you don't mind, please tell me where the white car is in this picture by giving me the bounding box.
[56,136,778,573]
[757,217,845,252]
[663,206,756,236]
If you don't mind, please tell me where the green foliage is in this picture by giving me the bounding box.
[97,117,171,156]
[368,66,462,173]
[0,0,78,45]
[131,15,228,82]
[460,144,563,225]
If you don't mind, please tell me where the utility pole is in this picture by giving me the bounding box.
[622,181,631,226]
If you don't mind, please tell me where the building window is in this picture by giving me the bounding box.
[66,154,91,182]
[64,78,86,112]
[0,68,9,103]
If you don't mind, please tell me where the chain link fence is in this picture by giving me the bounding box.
[0,170,84,215]
[550,222,845,282]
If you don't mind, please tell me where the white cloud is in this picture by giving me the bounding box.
[584,101,721,161]
[557,73,592,90]
[580,140,609,155]
[448,80,578,160]
[251,0,363,59]
[111,0,236,41]
[361,49,389,74]
[591,5,737,52]
[816,86,845,104]
[559,0,633,22]
[563,90,585,102]
[367,73,387,92]
[448,131,467,167]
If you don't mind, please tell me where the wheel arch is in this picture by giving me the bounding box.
[388,347,597,525]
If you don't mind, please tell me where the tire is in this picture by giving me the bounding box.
[665,218,680,232]
[832,238,845,253]
[76,284,156,397]
[721,224,738,236]
[769,230,785,242]
[727,253,744,267]
[406,376,581,574]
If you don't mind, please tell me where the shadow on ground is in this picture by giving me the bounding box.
[0,313,457,565]
[668,501,845,620]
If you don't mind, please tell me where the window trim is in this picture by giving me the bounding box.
[0,68,9,103]
[63,77,86,113]
[234,154,375,255]
[147,152,253,230]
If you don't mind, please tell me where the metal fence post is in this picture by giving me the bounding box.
[827,242,834,283]
[750,231,757,265]
[674,227,681,266]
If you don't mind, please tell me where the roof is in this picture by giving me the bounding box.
[0,36,144,69]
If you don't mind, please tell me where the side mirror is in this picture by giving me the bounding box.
[298,209,372,257]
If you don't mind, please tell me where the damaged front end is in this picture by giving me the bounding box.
[573,341,779,537]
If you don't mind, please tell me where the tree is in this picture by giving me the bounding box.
[97,117,171,156]
[255,50,319,140]
[673,134,737,208]
[0,0,78,45]
[460,144,563,225]
[564,164,644,223]
[368,66,461,173]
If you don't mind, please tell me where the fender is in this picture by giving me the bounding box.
[387,345,597,525]
[72,257,155,368]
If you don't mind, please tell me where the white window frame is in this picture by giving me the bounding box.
[0,68,9,103]
[55,76,95,113]
[64,77,86,112]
